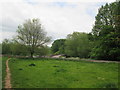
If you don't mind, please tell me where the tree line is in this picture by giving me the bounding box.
[1,1,120,61]
[51,1,120,61]
[1,19,51,58]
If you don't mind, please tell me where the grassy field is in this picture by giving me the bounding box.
[3,58,118,88]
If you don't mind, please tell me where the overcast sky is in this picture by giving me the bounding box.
[0,0,116,44]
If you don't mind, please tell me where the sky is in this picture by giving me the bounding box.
[0,0,116,45]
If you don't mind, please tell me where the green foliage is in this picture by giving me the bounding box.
[2,39,12,55]
[65,32,92,58]
[1,39,29,56]
[2,38,51,57]
[51,39,66,54]
[10,42,29,56]
[34,46,51,56]
[0,44,2,54]
[91,1,120,61]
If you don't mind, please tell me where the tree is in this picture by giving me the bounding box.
[17,18,51,58]
[65,32,91,58]
[1,39,29,56]
[0,43,1,54]
[90,1,120,61]
[51,39,66,54]
[10,41,28,56]
[2,39,11,55]
[35,46,51,57]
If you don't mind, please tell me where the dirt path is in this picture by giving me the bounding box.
[83,59,120,63]
[62,58,120,63]
[5,58,12,88]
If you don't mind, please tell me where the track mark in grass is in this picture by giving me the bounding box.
[25,78,29,80]
[29,63,36,66]
[73,79,79,81]
[19,68,23,70]
[5,58,12,88]
[53,65,59,67]
[56,69,67,72]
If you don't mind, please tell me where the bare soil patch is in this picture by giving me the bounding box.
[5,58,12,88]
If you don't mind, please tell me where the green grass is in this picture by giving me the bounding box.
[2,57,8,88]
[7,58,119,88]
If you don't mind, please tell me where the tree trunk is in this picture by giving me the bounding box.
[30,52,34,59]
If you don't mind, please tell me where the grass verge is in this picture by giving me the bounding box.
[2,57,8,88]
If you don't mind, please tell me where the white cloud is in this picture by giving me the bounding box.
[0,0,116,44]
[0,0,116,3]
[0,31,16,43]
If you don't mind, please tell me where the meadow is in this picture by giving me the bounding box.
[2,57,119,88]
